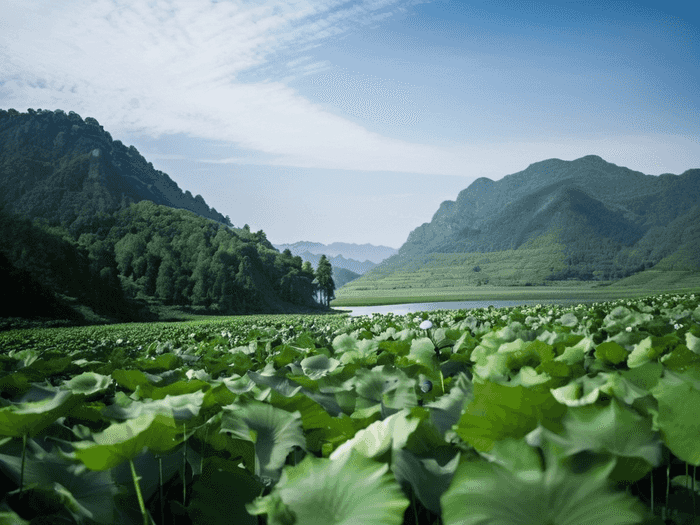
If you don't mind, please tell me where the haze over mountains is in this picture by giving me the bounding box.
[350,154,700,290]
[273,241,396,272]
[273,241,397,289]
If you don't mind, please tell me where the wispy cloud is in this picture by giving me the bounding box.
[1,0,461,173]
[1,0,697,178]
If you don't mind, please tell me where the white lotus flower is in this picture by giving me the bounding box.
[419,320,433,330]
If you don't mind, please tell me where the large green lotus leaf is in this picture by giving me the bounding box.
[220,374,256,394]
[650,369,700,465]
[602,306,652,333]
[133,379,209,401]
[550,374,608,407]
[0,510,30,524]
[72,413,182,470]
[201,382,238,409]
[194,413,256,475]
[554,336,595,365]
[595,341,629,365]
[425,372,473,438]
[0,372,31,399]
[555,397,662,471]
[453,380,566,452]
[220,400,306,482]
[187,456,264,525]
[247,448,409,525]
[267,391,358,453]
[247,370,343,417]
[272,344,305,368]
[479,435,544,474]
[353,365,415,404]
[300,354,340,380]
[136,353,183,372]
[509,366,552,387]
[441,456,648,525]
[22,356,72,380]
[329,409,420,462]
[661,343,700,372]
[0,390,82,437]
[409,337,437,370]
[102,391,205,422]
[0,441,119,524]
[111,369,154,391]
[687,332,700,355]
[110,446,182,503]
[627,336,672,368]
[332,333,358,354]
[392,446,461,515]
[60,372,113,396]
[621,361,663,391]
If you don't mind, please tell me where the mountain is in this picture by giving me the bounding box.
[0,108,232,231]
[274,241,397,265]
[0,108,326,324]
[273,241,397,288]
[330,266,362,289]
[351,155,700,288]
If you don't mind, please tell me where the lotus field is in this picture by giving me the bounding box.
[1,292,700,524]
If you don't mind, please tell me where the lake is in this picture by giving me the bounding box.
[333,298,604,317]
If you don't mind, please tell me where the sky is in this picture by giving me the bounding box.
[1,0,699,248]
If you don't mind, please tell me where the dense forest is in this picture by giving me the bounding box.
[0,108,333,327]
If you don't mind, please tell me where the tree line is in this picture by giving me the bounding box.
[1,200,337,324]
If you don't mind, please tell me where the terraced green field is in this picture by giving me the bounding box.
[333,270,700,306]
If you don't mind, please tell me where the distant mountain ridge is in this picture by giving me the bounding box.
[0,108,232,229]
[356,155,700,286]
[273,241,397,276]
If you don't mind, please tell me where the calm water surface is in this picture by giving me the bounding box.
[334,298,604,317]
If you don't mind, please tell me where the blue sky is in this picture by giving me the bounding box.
[1,0,699,248]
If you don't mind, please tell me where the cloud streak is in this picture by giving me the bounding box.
[1,0,698,179]
[2,0,463,172]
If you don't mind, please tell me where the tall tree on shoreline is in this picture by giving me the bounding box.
[315,255,335,307]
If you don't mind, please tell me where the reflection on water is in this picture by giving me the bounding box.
[333,298,603,317]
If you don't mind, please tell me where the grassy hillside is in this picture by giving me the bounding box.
[338,155,700,305]
[333,227,700,306]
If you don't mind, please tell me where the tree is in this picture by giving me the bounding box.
[315,255,335,307]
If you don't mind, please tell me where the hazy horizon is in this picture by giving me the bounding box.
[2,0,699,247]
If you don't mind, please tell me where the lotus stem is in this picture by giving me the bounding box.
[666,463,670,510]
[129,458,149,525]
[693,465,697,518]
[19,433,27,498]
[158,455,164,525]
[183,423,187,506]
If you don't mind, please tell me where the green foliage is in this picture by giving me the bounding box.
[315,254,335,307]
[0,291,698,524]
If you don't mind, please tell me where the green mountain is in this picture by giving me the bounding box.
[350,155,700,289]
[0,108,232,230]
[0,108,325,326]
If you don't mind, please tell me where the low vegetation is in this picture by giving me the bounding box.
[0,291,699,524]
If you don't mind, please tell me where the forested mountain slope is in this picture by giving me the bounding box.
[360,155,700,286]
[0,108,325,325]
[0,108,231,231]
